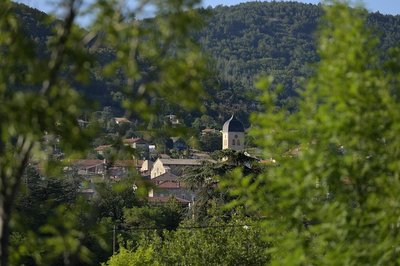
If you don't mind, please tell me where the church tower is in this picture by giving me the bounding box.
[222,115,245,151]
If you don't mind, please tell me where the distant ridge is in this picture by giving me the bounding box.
[11,1,400,124]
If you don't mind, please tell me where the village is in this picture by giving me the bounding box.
[62,114,257,206]
[3,0,399,264]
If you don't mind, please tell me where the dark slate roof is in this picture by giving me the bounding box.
[159,159,202,166]
[222,115,244,132]
[152,171,180,181]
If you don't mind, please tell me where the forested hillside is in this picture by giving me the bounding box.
[199,2,400,120]
[12,1,400,124]
[199,2,320,106]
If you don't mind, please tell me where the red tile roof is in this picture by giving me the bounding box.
[123,138,148,144]
[113,160,143,167]
[114,117,131,123]
[156,180,183,189]
[70,159,143,168]
[71,159,104,167]
[94,145,112,151]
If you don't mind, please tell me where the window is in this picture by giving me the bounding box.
[232,139,235,145]
[237,139,240,145]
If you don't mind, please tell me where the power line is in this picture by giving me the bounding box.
[105,223,258,233]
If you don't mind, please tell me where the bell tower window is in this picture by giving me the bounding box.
[234,134,239,146]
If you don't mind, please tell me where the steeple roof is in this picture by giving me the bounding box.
[222,115,244,132]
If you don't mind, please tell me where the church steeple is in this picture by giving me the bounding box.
[222,115,245,151]
[222,115,245,133]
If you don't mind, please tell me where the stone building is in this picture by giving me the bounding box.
[222,115,245,151]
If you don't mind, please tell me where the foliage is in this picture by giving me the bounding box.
[101,200,186,260]
[15,166,80,230]
[199,132,222,152]
[198,1,400,121]
[1,0,208,264]
[89,0,208,120]
[123,200,185,231]
[5,1,400,265]
[227,2,400,265]
[93,178,142,222]
[102,246,158,266]
[105,215,270,266]
[192,115,219,130]
[185,150,262,221]
[11,167,107,265]
[0,1,94,263]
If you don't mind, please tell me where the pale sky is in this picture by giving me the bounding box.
[15,0,400,25]
[204,0,400,16]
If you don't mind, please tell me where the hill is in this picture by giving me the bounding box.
[197,2,400,122]
[11,1,400,125]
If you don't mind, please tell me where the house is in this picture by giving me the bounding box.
[94,144,112,156]
[77,119,89,128]
[201,128,220,136]
[94,138,149,159]
[112,159,143,170]
[147,158,203,205]
[150,158,202,179]
[107,160,143,179]
[190,149,211,160]
[69,159,105,176]
[114,117,131,124]
[140,160,154,177]
[79,180,97,200]
[123,137,148,148]
[79,187,96,199]
[165,114,181,125]
[148,171,194,202]
[170,137,187,151]
[68,159,142,179]
[123,138,150,159]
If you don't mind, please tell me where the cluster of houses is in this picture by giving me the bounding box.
[71,115,246,205]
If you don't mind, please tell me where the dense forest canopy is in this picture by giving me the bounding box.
[12,1,400,124]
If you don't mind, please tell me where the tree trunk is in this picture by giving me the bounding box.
[0,197,11,266]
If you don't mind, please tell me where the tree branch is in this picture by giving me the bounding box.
[40,0,79,95]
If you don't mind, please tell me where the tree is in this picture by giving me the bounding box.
[0,0,207,264]
[11,167,107,265]
[123,200,185,233]
[228,1,400,264]
[93,178,141,222]
[185,150,262,221]
[102,246,158,266]
[104,214,270,266]
[199,132,222,152]
[0,2,90,264]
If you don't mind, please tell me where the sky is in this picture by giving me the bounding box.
[202,0,400,15]
[15,0,400,24]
